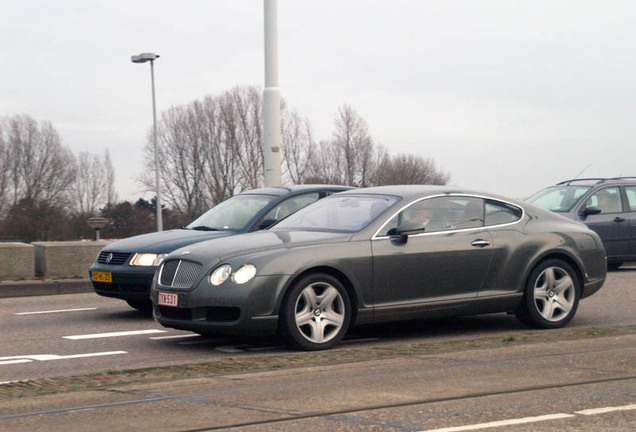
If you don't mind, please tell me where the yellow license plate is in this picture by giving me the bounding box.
[92,271,112,283]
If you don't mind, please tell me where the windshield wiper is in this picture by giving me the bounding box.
[189,226,220,231]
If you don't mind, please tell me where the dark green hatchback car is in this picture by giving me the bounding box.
[90,185,351,310]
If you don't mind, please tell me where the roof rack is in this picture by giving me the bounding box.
[606,176,636,181]
[556,176,636,186]
[556,178,606,185]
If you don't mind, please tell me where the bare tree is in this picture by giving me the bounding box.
[0,121,9,217]
[225,86,263,190]
[332,105,375,186]
[104,149,117,207]
[281,107,315,184]
[307,106,377,186]
[141,86,268,213]
[375,153,450,185]
[198,94,242,205]
[155,104,207,220]
[70,151,112,216]
[6,114,76,206]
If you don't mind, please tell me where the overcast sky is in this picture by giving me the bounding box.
[2,0,635,201]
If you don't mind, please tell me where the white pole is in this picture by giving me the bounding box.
[150,60,163,231]
[263,0,282,187]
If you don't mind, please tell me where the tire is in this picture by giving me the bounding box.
[280,273,351,351]
[125,299,152,313]
[516,259,580,329]
[607,261,623,270]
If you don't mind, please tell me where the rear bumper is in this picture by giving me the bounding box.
[581,276,605,299]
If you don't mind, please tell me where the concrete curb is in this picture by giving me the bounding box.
[0,279,93,298]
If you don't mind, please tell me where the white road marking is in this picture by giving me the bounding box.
[0,359,33,366]
[63,330,166,340]
[575,403,636,415]
[419,403,636,432]
[15,308,97,315]
[0,351,127,366]
[418,414,575,432]
[149,334,200,340]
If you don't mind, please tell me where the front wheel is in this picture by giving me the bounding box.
[280,273,351,351]
[516,259,580,329]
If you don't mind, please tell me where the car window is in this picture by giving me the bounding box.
[485,200,523,226]
[583,187,623,214]
[187,194,276,231]
[262,193,321,222]
[626,187,636,212]
[526,186,591,212]
[377,196,484,236]
[275,195,397,232]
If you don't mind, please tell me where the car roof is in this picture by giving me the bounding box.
[335,184,519,203]
[237,184,353,197]
[555,177,636,187]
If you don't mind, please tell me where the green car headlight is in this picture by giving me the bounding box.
[232,264,257,284]
[130,253,167,267]
[210,264,232,286]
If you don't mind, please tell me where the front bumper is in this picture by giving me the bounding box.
[151,273,290,335]
[90,263,157,301]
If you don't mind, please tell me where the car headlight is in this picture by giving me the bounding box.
[130,253,167,267]
[232,264,257,284]
[210,264,232,286]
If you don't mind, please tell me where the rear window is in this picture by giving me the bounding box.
[485,200,523,226]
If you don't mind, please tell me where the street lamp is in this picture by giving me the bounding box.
[131,52,163,231]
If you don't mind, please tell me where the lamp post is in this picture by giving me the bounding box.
[263,0,282,186]
[131,52,163,231]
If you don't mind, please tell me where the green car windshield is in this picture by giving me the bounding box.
[187,194,277,231]
[526,186,591,212]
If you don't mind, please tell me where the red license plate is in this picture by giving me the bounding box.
[158,292,179,307]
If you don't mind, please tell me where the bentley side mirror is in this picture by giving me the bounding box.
[391,221,426,244]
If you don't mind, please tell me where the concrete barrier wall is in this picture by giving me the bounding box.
[32,241,113,279]
[0,243,35,280]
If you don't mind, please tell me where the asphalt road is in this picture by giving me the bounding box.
[0,267,634,431]
[0,266,635,384]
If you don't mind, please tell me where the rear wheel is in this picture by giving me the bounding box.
[516,259,580,329]
[280,273,351,351]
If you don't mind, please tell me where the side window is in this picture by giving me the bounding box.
[485,200,523,226]
[584,187,623,214]
[262,193,321,224]
[626,187,636,212]
[377,196,483,236]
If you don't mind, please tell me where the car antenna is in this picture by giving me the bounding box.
[571,164,591,180]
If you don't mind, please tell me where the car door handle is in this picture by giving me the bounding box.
[613,217,626,223]
[471,239,490,248]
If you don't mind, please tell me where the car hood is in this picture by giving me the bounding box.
[102,229,235,254]
[169,229,353,264]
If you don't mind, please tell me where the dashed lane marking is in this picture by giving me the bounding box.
[0,351,127,366]
[418,404,636,432]
[15,308,97,315]
[63,330,166,340]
